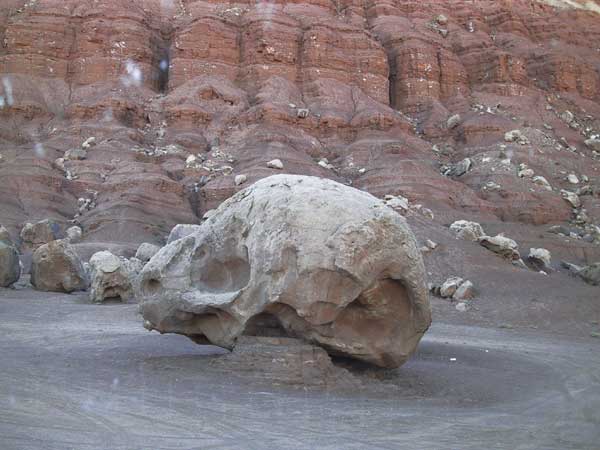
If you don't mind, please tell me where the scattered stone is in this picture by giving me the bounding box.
[561,110,575,124]
[64,148,87,160]
[532,175,552,191]
[267,158,284,169]
[65,225,82,243]
[81,137,96,149]
[435,14,448,25]
[0,240,20,287]
[30,240,88,293]
[384,194,409,211]
[567,174,579,184]
[296,108,309,119]
[560,190,581,208]
[455,302,468,312]
[528,248,552,270]
[136,174,431,369]
[442,157,472,177]
[479,234,520,260]
[446,114,461,129]
[135,243,161,263]
[89,251,135,303]
[504,129,529,145]
[453,280,475,301]
[584,138,600,152]
[425,239,438,250]
[440,277,464,298]
[234,174,247,186]
[578,263,600,286]
[450,220,485,241]
[166,224,202,244]
[318,159,334,170]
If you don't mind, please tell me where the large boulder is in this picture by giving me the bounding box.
[136,175,431,368]
[89,251,136,303]
[20,219,62,250]
[0,241,20,287]
[30,240,88,292]
[578,263,600,286]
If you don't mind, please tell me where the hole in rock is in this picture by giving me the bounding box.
[243,312,289,337]
[190,247,251,294]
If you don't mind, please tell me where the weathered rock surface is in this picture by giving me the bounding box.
[137,175,431,368]
[479,235,521,260]
[0,240,20,287]
[450,220,485,241]
[166,224,202,245]
[578,263,600,286]
[89,250,134,303]
[135,243,160,263]
[30,240,88,293]
[20,219,62,250]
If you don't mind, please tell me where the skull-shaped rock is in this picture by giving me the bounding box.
[137,175,431,368]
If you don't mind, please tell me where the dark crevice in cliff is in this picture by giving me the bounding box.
[151,26,173,93]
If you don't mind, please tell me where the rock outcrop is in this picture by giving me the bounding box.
[137,175,431,368]
[30,240,88,293]
[0,236,20,287]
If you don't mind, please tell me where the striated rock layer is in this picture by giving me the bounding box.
[0,1,599,300]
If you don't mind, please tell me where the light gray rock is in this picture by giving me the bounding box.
[65,226,82,243]
[450,220,485,241]
[89,251,134,303]
[528,248,552,269]
[135,243,161,263]
[0,225,12,245]
[136,174,431,368]
[453,280,475,301]
[584,138,600,152]
[578,263,600,286]
[0,240,20,287]
[532,175,552,191]
[446,114,461,129]
[167,224,202,244]
[64,148,87,160]
[234,174,247,186]
[267,159,284,169]
[442,158,472,177]
[479,234,520,260]
[561,190,581,208]
[504,129,529,145]
[440,277,464,298]
[30,240,88,293]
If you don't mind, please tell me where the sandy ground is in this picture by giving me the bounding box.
[1,287,600,450]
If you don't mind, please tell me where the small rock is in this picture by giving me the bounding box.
[0,225,12,245]
[65,226,82,243]
[135,243,161,263]
[567,174,579,184]
[385,194,409,211]
[442,158,472,177]
[425,239,438,250]
[532,176,552,191]
[584,138,600,152]
[64,148,87,161]
[446,114,461,129]
[455,302,468,312]
[560,190,581,208]
[578,263,600,286]
[504,129,529,145]
[234,174,248,186]
[450,220,485,241]
[479,235,520,260]
[267,159,284,170]
[54,157,65,171]
[453,280,475,301]
[518,168,534,178]
[81,137,96,149]
[528,248,551,270]
[296,108,309,119]
[435,14,448,25]
[440,277,464,298]
[561,111,574,124]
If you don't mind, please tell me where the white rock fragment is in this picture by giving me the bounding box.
[567,174,579,184]
[532,175,552,191]
[267,159,284,169]
[234,174,248,186]
[82,137,96,149]
[528,248,551,269]
[479,234,520,260]
[560,190,581,208]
